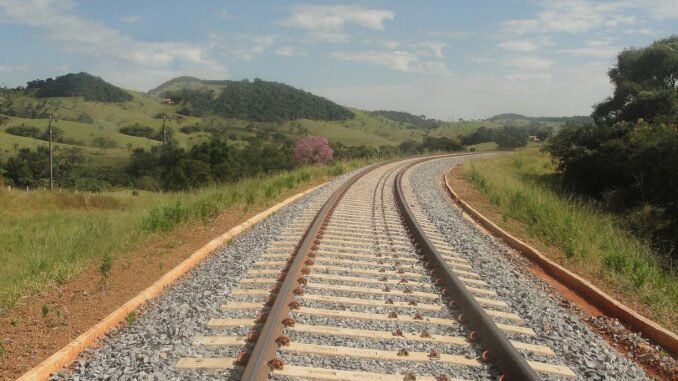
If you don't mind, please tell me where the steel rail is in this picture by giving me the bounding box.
[238,162,385,381]
[240,152,486,380]
[393,159,541,381]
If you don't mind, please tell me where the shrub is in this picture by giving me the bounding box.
[73,178,111,192]
[142,202,189,232]
[6,125,41,139]
[135,176,161,192]
[120,125,160,140]
[495,126,528,148]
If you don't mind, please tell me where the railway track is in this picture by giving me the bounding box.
[176,157,577,380]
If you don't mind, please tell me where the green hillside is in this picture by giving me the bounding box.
[0,77,426,172]
[27,72,132,102]
[150,77,354,122]
[488,113,592,127]
[0,73,588,189]
[147,76,227,97]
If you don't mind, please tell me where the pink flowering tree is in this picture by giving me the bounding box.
[294,136,333,165]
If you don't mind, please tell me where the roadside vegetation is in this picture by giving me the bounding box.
[463,150,676,328]
[0,159,367,312]
[461,36,678,328]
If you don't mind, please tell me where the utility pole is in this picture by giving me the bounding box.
[162,116,167,145]
[48,114,54,190]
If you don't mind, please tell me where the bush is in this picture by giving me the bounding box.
[495,126,528,148]
[142,202,189,232]
[6,125,41,139]
[120,124,160,140]
[135,176,161,192]
[73,178,111,192]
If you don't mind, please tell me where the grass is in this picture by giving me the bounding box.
[467,142,498,151]
[462,149,677,329]
[0,92,521,168]
[0,159,369,312]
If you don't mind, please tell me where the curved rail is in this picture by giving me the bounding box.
[240,152,539,380]
[239,162,385,381]
[393,160,541,381]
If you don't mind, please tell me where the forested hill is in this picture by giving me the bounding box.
[489,113,592,124]
[369,110,438,128]
[146,76,227,97]
[26,72,133,102]
[153,77,354,122]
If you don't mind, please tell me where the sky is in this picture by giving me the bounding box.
[0,1,676,120]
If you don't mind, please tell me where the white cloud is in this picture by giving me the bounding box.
[281,5,394,43]
[219,10,232,19]
[314,61,612,120]
[497,39,539,52]
[505,56,553,70]
[120,15,139,24]
[624,27,660,36]
[559,47,618,58]
[363,38,401,49]
[209,34,277,62]
[559,39,620,59]
[0,64,28,72]
[425,30,467,40]
[501,1,636,35]
[506,72,552,84]
[501,0,678,36]
[412,41,447,58]
[642,0,678,20]
[331,50,450,75]
[307,31,350,43]
[363,39,446,58]
[275,46,307,57]
[0,0,228,90]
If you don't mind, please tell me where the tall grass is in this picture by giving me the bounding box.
[0,160,366,311]
[463,150,677,328]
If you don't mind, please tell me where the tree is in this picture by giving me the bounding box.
[495,126,528,148]
[294,136,333,165]
[593,35,678,126]
[547,35,678,260]
[92,137,118,152]
[399,139,420,154]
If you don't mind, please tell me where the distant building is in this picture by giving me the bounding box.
[528,135,540,142]
[162,98,174,105]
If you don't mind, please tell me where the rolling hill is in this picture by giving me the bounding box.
[27,72,133,102]
[0,72,589,176]
[488,113,593,127]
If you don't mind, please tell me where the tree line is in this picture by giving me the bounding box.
[167,78,354,122]
[460,123,553,148]
[369,110,440,129]
[546,35,678,263]
[26,72,133,103]
[0,133,470,192]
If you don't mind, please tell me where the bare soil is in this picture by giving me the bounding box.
[0,180,326,380]
[445,165,677,381]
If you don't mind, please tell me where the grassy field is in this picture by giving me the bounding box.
[0,92,517,168]
[0,97,423,166]
[0,159,370,311]
[461,150,677,328]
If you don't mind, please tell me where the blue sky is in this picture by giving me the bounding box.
[0,1,676,119]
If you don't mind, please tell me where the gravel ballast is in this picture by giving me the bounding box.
[405,156,651,381]
[50,174,353,381]
[50,156,654,381]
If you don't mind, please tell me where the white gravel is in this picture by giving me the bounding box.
[50,173,353,381]
[405,156,651,381]
[50,156,652,381]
